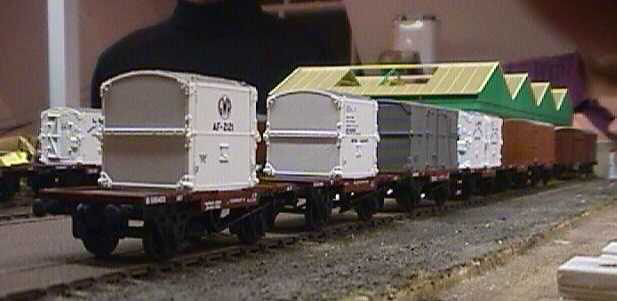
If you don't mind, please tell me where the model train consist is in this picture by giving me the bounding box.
[0,108,103,202]
[35,63,597,260]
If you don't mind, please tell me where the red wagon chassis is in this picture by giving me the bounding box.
[37,175,401,209]
[33,175,406,260]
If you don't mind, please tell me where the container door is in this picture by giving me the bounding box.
[42,113,62,161]
[573,130,585,165]
[104,73,186,128]
[457,111,473,169]
[266,92,340,177]
[192,85,252,190]
[78,111,103,166]
[103,135,188,185]
[102,73,189,188]
[426,107,440,169]
[377,101,413,173]
[444,110,458,170]
[411,105,430,171]
[340,99,378,178]
[485,116,503,168]
[41,110,81,163]
[436,110,449,169]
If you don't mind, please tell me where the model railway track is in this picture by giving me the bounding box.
[0,192,52,226]
[0,212,66,226]
[0,211,33,223]
[0,179,586,301]
[0,192,33,209]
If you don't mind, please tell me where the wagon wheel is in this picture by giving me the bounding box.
[11,175,21,193]
[529,167,541,187]
[0,175,18,203]
[496,171,511,192]
[0,178,8,203]
[541,169,552,186]
[204,209,222,234]
[376,189,386,211]
[143,219,178,261]
[513,172,528,189]
[394,179,421,213]
[355,192,379,221]
[461,176,477,201]
[433,183,449,207]
[28,174,41,194]
[485,177,497,195]
[255,210,268,238]
[324,190,336,221]
[73,209,119,258]
[81,228,119,258]
[304,189,331,231]
[235,213,260,244]
[29,174,53,194]
[476,177,492,196]
[260,196,279,229]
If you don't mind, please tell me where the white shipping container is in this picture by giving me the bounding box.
[457,111,502,169]
[264,90,379,180]
[39,107,103,166]
[98,71,259,191]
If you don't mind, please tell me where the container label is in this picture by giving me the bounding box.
[213,95,235,132]
[212,121,234,132]
[345,104,359,135]
[145,195,167,205]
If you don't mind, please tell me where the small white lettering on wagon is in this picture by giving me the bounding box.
[146,195,166,205]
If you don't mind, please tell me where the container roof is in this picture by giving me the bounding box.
[530,82,551,106]
[103,70,251,89]
[552,88,570,110]
[270,62,501,96]
[504,73,528,98]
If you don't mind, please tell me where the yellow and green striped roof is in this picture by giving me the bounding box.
[552,88,569,111]
[270,62,501,96]
[504,73,528,98]
[530,82,551,106]
[271,62,573,126]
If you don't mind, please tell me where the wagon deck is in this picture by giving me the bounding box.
[39,174,402,207]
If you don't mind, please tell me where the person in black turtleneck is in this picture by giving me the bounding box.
[90,0,327,113]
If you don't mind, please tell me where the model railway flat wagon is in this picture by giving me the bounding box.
[37,71,262,259]
[98,70,260,191]
[450,110,503,199]
[502,119,555,186]
[262,90,387,229]
[0,136,35,202]
[554,127,597,177]
[264,90,379,180]
[375,99,456,209]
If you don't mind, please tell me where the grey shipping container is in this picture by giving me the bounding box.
[376,99,458,174]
